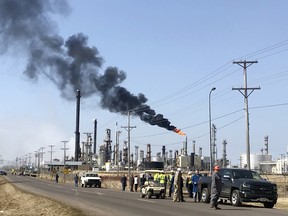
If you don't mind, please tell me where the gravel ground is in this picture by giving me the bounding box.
[0,177,86,216]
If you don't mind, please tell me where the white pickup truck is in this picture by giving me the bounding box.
[81,172,102,188]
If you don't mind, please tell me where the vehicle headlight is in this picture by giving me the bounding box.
[242,182,250,188]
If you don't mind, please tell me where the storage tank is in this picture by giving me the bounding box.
[151,156,164,162]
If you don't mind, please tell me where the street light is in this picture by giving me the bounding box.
[209,87,216,175]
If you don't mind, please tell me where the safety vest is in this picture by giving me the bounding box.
[159,174,166,184]
[154,173,159,181]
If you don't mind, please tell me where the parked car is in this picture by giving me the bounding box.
[81,172,101,188]
[198,168,278,208]
[0,170,7,175]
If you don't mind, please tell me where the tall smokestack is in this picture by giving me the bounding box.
[162,145,166,158]
[192,140,196,154]
[264,136,268,155]
[199,147,202,157]
[190,153,195,169]
[146,144,151,162]
[75,89,81,161]
[93,119,97,154]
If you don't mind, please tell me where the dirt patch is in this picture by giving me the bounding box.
[0,177,86,216]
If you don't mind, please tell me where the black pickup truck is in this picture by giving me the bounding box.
[198,168,278,208]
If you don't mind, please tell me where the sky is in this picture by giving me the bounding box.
[1,0,288,167]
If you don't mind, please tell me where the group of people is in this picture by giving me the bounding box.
[120,174,145,192]
[185,169,202,202]
[171,168,202,202]
[120,166,222,210]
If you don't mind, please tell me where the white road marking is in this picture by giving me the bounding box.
[75,189,106,196]
[137,199,155,203]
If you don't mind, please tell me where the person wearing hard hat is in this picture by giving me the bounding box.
[210,165,222,210]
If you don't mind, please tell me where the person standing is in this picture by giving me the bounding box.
[186,171,193,198]
[140,174,146,187]
[192,169,202,202]
[210,165,222,210]
[55,173,59,183]
[153,171,160,182]
[121,174,127,191]
[180,173,185,202]
[134,175,139,192]
[168,171,175,197]
[173,169,180,202]
[74,174,79,187]
[130,174,134,192]
[173,168,185,202]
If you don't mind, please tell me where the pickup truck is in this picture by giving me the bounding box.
[198,168,278,208]
[81,172,102,188]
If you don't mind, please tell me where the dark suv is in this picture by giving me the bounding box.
[0,170,7,175]
[198,168,278,208]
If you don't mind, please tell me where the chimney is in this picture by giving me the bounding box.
[146,144,151,162]
[75,90,81,161]
[93,119,97,154]
[192,140,196,154]
[264,136,269,155]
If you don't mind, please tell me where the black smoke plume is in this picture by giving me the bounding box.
[0,0,180,132]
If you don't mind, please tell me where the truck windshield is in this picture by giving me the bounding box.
[87,174,98,177]
[232,170,262,180]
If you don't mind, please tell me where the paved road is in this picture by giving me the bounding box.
[6,175,287,216]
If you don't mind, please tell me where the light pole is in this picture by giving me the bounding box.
[209,87,216,175]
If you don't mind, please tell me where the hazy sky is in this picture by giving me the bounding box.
[1,0,288,167]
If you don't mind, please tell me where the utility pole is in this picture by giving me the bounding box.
[48,145,55,178]
[233,60,260,170]
[39,147,45,177]
[222,140,227,168]
[61,141,69,182]
[121,111,136,183]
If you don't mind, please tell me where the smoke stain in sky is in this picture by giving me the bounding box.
[0,0,185,134]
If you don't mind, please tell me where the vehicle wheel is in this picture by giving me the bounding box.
[81,184,84,187]
[161,193,165,199]
[147,191,152,199]
[201,188,210,203]
[231,189,241,206]
[98,184,101,188]
[263,202,274,208]
[84,183,87,188]
[141,194,145,198]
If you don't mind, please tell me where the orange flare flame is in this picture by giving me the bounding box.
[174,128,186,136]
